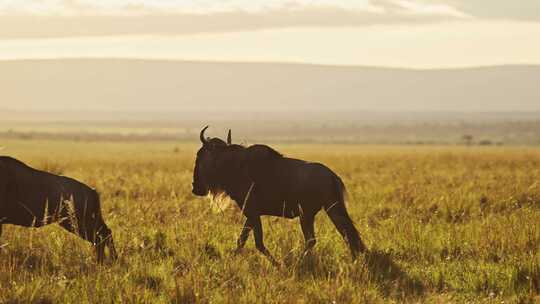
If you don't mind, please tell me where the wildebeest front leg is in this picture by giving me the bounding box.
[300,213,316,256]
[95,231,118,264]
[235,218,253,254]
[94,221,118,264]
[106,234,118,261]
[251,216,279,267]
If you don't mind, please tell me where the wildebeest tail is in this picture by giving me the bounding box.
[333,173,348,205]
[325,173,366,256]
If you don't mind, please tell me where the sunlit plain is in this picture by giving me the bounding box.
[1,139,539,303]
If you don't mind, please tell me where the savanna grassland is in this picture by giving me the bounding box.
[1,139,539,303]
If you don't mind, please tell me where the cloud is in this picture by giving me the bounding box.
[8,1,540,39]
[418,0,540,21]
[3,0,536,20]
[371,0,470,18]
[0,0,473,39]
[1,0,472,17]
[4,1,372,16]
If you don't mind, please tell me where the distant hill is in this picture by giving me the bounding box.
[1,59,539,113]
[2,59,539,144]
[0,59,540,116]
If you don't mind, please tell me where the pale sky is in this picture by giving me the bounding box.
[1,0,539,68]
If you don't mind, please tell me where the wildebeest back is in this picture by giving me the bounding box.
[241,146,345,218]
[0,156,97,228]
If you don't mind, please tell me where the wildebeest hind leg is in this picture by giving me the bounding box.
[325,204,366,260]
[299,213,316,255]
[250,216,279,267]
[235,218,253,253]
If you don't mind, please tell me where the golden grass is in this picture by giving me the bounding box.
[0,139,539,303]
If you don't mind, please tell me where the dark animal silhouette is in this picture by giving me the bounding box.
[0,156,117,263]
[192,126,366,265]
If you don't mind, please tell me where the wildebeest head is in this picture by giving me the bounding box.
[192,126,232,196]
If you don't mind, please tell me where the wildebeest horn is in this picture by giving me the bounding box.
[200,125,209,145]
[227,129,232,145]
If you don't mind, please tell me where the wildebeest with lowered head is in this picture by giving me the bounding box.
[192,126,366,265]
[0,156,117,263]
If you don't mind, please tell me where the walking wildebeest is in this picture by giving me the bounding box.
[0,156,117,263]
[192,126,366,265]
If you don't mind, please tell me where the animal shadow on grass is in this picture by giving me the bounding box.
[361,250,425,300]
[289,252,341,279]
[291,250,424,301]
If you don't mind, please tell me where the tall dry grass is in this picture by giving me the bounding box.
[0,140,539,303]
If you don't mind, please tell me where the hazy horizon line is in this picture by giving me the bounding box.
[1,57,539,71]
[2,107,540,115]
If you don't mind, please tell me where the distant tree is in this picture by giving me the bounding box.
[462,134,473,146]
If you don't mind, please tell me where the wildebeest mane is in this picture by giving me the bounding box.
[223,143,283,158]
[206,143,283,199]
[246,144,283,159]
